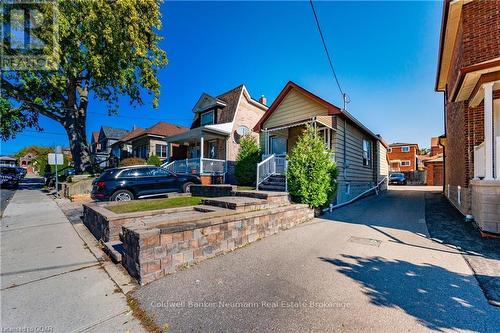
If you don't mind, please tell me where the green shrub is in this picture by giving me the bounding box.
[235,135,262,185]
[120,157,146,167]
[286,125,338,208]
[147,155,162,166]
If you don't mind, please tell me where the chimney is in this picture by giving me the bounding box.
[259,95,267,105]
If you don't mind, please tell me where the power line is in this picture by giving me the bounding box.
[309,0,344,98]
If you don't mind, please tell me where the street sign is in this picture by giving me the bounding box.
[48,153,64,165]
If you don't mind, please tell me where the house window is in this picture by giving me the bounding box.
[201,110,215,126]
[401,160,411,166]
[155,144,168,158]
[362,139,371,167]
[207,141,217,159]
[388,147,392,153]
[401,146,410,153]
[270,136,287,155]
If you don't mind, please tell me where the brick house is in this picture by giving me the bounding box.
[165,84,267,184]
[435,0,500,234]
[387,143,419,172]
[423,137,444,186]
[110,122,189,162]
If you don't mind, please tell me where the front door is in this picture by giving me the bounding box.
[270,136,287,156]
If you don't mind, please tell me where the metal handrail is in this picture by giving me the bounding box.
[256,154,275,190]
[323,176,388,212]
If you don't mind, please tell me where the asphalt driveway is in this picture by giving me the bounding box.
[134,187,500,332]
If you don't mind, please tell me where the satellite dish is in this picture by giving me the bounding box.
[236,125,250,136]
[234,125,250,144]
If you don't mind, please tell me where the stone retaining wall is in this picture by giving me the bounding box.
[121,204,313,285]
[190,184,236,197]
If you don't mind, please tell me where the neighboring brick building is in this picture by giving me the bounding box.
[387,143,419,172]
[435,0,500,234]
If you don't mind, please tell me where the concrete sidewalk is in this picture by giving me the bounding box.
[0,175,145,332]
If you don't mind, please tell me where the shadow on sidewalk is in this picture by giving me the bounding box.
[320,255,499,331]
[425,192,500,305]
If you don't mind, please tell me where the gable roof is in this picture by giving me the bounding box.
[253,81,381,142]
[189,84,266,129]
[101,126,129,140]
[254,81,341,132]
[122,122,189,142]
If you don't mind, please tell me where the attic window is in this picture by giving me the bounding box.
[401,146,410,152]
[201,110,214,126]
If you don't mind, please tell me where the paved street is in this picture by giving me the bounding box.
[0,188,15,217]
[0,175,144,333]
[134,187,500,332]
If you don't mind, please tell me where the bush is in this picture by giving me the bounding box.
[286,125,338,208]
[147,155,162,166]
[120,157,146,167]
[235,135,262,185]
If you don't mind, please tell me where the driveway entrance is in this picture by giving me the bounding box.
[134,186,500,332]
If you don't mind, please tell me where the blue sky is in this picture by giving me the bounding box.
[1,0,444,155]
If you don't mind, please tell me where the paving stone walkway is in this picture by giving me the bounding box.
[425,192,500,306]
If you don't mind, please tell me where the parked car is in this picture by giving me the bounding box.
[389,172,407,185]
[16,167,27,178]
[91,166,201,201]
[63,168,76,177]
[0,167,20,188]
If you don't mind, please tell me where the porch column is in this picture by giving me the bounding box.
[484,82,494,179]
[200,135,204,174]
[263,129,268,155]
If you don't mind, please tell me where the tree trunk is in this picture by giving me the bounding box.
[64,111,91,174]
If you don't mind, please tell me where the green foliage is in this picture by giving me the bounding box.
[147,155,162,166]
[15,145,71,174]
[286,125,338,208]
[1,0,167,171]
[235,135,262,185]
[120,157,146,167]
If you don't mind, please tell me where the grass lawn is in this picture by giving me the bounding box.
[237,186,255,191]
[107,196,203,214]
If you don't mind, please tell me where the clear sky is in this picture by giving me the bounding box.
[0,0,445,155]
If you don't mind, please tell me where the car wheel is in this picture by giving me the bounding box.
[182,182,194,193]
[110,190,134,202]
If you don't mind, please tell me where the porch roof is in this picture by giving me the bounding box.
[166,122,232,143]
[264,116,335,132]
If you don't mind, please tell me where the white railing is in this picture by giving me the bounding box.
[474,142,485,179]
[201,158,225,175]
[162,158,226,176]
[256,154,288,190]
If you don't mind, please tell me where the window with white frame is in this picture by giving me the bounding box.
[401,146,410,152]
[388,147,392,153]
[401,160,411,166]
[201,110,215,126]
[155,144,168,158]
[362,139,372,167]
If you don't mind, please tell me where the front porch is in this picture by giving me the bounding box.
[257,117,336,191]
[470,82,500,234]
[163,125,230,182]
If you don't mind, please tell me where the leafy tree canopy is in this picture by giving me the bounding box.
[1,0,167,172]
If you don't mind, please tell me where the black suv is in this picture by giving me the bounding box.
[91,166,201,201]
[0,166,20,188]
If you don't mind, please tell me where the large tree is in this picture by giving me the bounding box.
[1,0,167,172]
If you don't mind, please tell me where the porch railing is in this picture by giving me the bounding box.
[474,142,485,179]
[162,158,226,176]
[256,154,288,190]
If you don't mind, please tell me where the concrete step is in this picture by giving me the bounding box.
[103,240,124,263]
[262,181,286,186]
[259,184,286,191]
[202,196,268,211]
